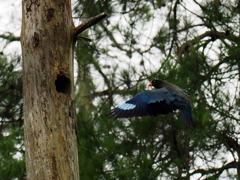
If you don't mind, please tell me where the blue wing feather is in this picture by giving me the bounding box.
[108,85,196,127]
[108,87,190,118]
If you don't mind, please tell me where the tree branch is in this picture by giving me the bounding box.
[74,12,107,37]
[0,33,20,42]
[177,30,237,60]
[83,89,127,98]
[190,161,238,177]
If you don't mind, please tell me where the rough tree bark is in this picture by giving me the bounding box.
[21,0,106,178]
[21,0,78,179]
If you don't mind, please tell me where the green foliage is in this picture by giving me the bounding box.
[74,0,240,179]
[1,0,240,179]
[0,55,24,179]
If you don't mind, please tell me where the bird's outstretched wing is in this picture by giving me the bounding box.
[108,87,191,118]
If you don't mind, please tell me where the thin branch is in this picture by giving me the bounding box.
[190,161,238,177]
[83,89,128,98]
[177,30,237,59]
[74,12,107,37]
[0,33,20,42]
[76,36,92,42]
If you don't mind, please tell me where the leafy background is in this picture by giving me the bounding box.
[0,0,239,179]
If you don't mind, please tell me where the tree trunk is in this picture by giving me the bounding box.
[21,0,79,179]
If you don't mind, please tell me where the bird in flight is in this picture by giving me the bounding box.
[108,79,196,127]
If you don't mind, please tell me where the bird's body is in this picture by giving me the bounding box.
[108,79,196,127]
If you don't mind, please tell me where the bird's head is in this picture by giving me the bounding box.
[148,79,166,89]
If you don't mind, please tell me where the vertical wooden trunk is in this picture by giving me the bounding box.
[21,0,79,179]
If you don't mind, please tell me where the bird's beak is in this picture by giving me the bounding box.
[148,83,153,86]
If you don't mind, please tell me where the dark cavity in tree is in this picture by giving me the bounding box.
[55,74,71,94]
[47,8,55,21]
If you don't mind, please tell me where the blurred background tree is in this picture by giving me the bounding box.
[0,0,239,179]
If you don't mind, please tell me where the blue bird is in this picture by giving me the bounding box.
[108,79,196,127]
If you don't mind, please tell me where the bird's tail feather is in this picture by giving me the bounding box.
[182,110,196,127]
